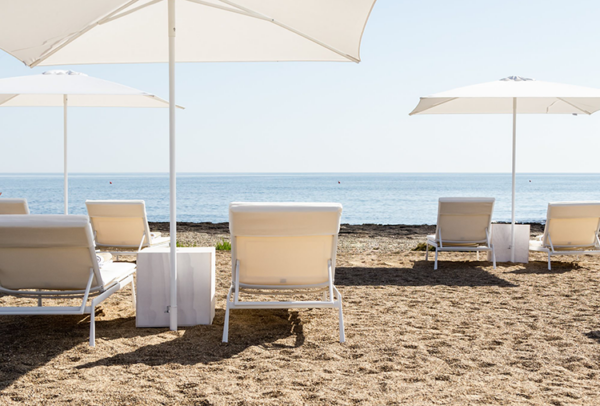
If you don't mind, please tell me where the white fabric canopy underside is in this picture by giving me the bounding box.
[0,0,376,66]
[0,71,171,107]
[410,79,600,115]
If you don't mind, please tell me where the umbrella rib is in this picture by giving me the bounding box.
[186,0,256,18]
[409,97,458,115]
[207,0,360,63]
[30,0,142,68]
[556,97,592,115]
[100,0,165,25]
[0,94,19,107]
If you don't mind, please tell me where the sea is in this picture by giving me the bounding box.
[1,173,600,225]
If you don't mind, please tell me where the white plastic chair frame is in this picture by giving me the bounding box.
[223,220,345,344]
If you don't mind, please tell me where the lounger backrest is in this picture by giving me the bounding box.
[86,200,151,248]
[543,202,600,247]
[436,197,495,243]
[0,198,29,214]
[229,203,343,287]
[0,215,102,290]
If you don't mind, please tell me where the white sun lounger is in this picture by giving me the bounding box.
[426,197,496,270]
[0,198,29,214]
[529,202,600,270]
[85,200,169,257]
[0,215,136,346]
[223,202,345,343]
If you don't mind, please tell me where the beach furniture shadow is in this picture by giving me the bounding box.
[74,308,305,371]
[0,314,138,391]
[0,307,305,389]
[335,264,517,287]
[507,260,582,275]
[584,331,600,343]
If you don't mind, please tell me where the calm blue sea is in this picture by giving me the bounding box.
[1,173,599,225]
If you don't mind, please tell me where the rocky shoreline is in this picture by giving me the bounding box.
[149,221,545,239]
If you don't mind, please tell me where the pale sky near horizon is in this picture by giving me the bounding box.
[2,0,600,174]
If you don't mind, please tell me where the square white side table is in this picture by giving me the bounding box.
[487,224,530,263]
[136,247,215,327]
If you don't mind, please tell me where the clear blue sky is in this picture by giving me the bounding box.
[1,0,600,173]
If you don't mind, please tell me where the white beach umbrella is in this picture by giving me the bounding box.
[0,69,175,215]
[0,0,377,331]
[410,76,600,262]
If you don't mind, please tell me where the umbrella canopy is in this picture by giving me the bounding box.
[0,70,172,107]
[0,0,378,332]
[0,69,176,214]
[410,76,600,115]
[0,0,374,66]
[410,76,600,261]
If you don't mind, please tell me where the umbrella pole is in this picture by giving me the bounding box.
[64,94,68,215]
[511,98,517,262]
[168,0,178,331]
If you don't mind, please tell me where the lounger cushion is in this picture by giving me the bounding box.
[434,198,494,243]
[0,198,29,215]
[0,215,103,290]
[99,262,136,289]
[540,202,600,247]
[230,202,342,237]
[150,236,170,246]
[86,200,152,248]
[230,203,342,287]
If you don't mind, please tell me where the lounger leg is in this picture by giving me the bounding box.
[37,290,42,307]
[322,291,328,301]
[477,251,480,261]
[492,248,496,270]
[222,305,230,343]
[434,249,439,270]
[338,298,345,344]
[89,305,96,347]
[222,288,233,343]
[425,243,429,261]
[130,278,137,309]
[548,253,551,270]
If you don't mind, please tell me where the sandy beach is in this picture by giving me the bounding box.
[1,222,599,405]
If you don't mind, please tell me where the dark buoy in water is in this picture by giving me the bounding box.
[110,181,112,184]
[338,181,341,184]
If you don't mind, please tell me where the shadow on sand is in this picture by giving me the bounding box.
[0,307,304,390]
[335,262,517,288]
[507,260,582,275]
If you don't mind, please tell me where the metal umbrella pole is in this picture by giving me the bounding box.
[168,0,178,331]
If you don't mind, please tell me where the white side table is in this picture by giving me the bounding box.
[136,247,215,327]
[487,224,530,263]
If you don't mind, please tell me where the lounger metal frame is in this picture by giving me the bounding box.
[426,227,496,270]
[94,230,169,258]
[530,234,600,270]
[0,270,135,346]
[223,258,344,343]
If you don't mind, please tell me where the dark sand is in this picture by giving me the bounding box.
[1,222,599,405]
